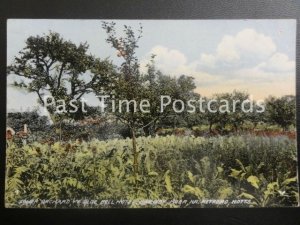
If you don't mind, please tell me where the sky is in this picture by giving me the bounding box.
[7,19,296,112]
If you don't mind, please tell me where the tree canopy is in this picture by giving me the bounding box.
[7,32,115,121]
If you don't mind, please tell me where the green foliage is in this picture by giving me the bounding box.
[265,95,296,131]
[7,31,116,141]
[5,135,298,208]
[7,110,50,132]
[230,159,298,207]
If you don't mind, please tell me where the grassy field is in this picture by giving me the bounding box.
[5,134,298,208]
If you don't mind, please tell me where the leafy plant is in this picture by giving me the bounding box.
[230,159,298,207]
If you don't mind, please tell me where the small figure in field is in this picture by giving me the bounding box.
[16,124,30,145]
[6,127,15,147]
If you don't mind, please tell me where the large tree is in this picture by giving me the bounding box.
[99,22,153,175]
[7,32,115,139]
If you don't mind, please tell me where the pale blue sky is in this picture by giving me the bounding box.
[7,19,296,112]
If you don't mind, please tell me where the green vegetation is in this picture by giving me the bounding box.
[5,135,298,208]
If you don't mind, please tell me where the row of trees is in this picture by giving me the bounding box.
[161,93,296,133]
[6,92,296,140]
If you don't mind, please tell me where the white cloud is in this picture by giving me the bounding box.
[227,28,276,59]
[199,28,277,69]
[199,53,216,68]
[257,52,295,72]
[216,35,240,62]
[196,28,295,89]
[141,45,220,87]
[140,45,187,75]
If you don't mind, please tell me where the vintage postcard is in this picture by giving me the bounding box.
[5,19,298,208]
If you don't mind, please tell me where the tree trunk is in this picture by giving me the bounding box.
[234,124,238,133]
[209,122,213,133]
[131,128,138,175]
[59,120,62,142]
[143,126,150,137]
